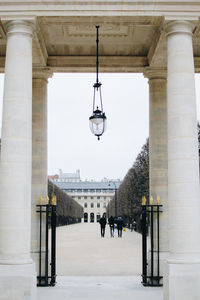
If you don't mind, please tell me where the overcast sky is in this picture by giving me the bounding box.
[0,73,200,182]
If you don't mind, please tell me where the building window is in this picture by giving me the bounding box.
[91,196,94,199]
[91,202,94,208]
[78,196,81,199]
[84,202,87,208]
[84,196,87,199]
[97,196,100,199]
[104,197,106,200]
[97,202,100,208]
[103,203,106,208]
[90,212,94,223]
[84,212,88,222]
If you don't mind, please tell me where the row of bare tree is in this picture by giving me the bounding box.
[48,180,83,226]
[107,139,149,227]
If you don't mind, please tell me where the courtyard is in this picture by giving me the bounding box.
[37,223,162,300]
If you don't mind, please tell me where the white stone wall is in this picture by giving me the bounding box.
[69,193,113,222]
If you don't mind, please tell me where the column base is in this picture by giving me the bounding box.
[164,260,200,300]
[0,263,36,300]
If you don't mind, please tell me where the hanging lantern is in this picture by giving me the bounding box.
[89,26,107,140]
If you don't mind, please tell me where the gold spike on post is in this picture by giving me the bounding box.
[46,195,49,205]
[156,195,160,205]
[39,195,43,205]
[52,195,57,206]
[150,196,154,205]
[142,196,147,206]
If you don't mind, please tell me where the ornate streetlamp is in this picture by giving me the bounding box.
[89,26,107,140]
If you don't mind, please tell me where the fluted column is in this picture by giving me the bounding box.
[32,68,52,277]
[164,20,200,300]
[0,19,36,299]
[144,68,168,276]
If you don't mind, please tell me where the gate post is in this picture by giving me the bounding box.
[141,201,162,286]
[50,203,57,286]
[36,199,57,286]
[141,204,147,285]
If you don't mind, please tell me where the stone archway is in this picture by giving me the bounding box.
[0,2,200,300]
[90,212,94,223]
[84,212,88,223]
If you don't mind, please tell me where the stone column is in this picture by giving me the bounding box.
[32,68,52,278]
[0,20,36,299]
[164,20,200,300]
[144,68,168,276]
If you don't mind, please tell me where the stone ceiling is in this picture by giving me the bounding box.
[0,16,200,73]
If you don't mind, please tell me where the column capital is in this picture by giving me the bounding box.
[164,20,196,37]
[33,67,53,82]
[2,19,35,38]
[143,68,167,81]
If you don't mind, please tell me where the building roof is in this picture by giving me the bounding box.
[61,173,78,178]
[54,181,121,190]
[59,169,80,179]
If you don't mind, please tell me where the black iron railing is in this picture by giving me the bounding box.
[141,204,163,286]
[36,203,57,287]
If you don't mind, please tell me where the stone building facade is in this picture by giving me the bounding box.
[49,171,121,222]
[55,181,121,222]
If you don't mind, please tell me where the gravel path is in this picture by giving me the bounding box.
[56,223,142,276]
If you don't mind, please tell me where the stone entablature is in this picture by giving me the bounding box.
[0,1,200,17]
[0,14,200,73]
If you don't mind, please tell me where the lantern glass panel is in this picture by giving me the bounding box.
[89,117,106,136]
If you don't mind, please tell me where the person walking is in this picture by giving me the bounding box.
[99,215,106,237]
[132,220,137,231]
[108,215,115,237]
[130,220,136,232]
[116,216,124,238]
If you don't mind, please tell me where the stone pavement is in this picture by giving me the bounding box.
[37,276,163,300]
[56,223,142,276]
[37,223,163,300]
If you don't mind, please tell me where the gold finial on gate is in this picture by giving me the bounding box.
[156,195,160,205]
[142,196,147,206]
[52,195,57,206]
[150,196,154,205]
[39,195,43,205]
[46,195,49,204]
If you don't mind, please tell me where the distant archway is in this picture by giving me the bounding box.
[90,212,94,223]
[84,212,88,223]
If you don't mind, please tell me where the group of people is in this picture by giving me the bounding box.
[99,215,124,238]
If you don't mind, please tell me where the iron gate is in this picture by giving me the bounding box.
[141,203,163,286]
[36,202,57,287]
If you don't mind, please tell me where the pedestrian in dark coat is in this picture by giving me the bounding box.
[116,217,124,237]
[99,216,106,237]
[108,216,115,237]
